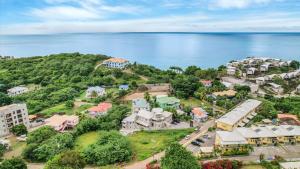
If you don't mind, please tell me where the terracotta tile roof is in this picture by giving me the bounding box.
[191,107,207,117]
[88,102,112,113]
[200,80,212,85]
[278,114,299,121]
[104,58,129,63]
[45,115,78,127]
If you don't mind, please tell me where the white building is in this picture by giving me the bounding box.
[255,77,266,85]
[122,108,172,130]
[132,99,150,114]
[7,86,29,96]
[260,62,272,72]
[86,86,106,98]
[268,83,284,94]
[102,58,129,69]
[247,67,256,75]
[0,104,30,136]
[280,162,300,169]
[227,66,236,75]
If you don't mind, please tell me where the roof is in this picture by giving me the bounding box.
[103,58,129,63]
[280,161,300,169]
[213,89,237,97]
[119,84,129,88]
[200,80,212,85]
[0,103,26,112]
[7,86,28,92]
[137,109,153,119]
[88,102,112,113]
[217,99,262,126]
[123,113,137,122]
[156,96,180,104]
[199,147,214,153]
[87,86,105,92]
[278,114,299,121]
[216,130,248,145]
[268,83,281,88]
[45,115,78,127]
[191,107,207,117]
[132,98,149,108]
[236,126,277,138]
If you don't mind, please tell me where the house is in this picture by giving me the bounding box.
[119,84,129,91]
[297,85,300,94]
[132,98,150,113]
[122,108,172,130]
[156,96,180,109]
[260,62,272,72]
[255,77,266,85]
[198,147,214,158]
[86,86,105,98]
[278,114,300,126]
[221,81,234,89]
[216,99,261,131]
[200,80,212,87]
[0,104,30,137]
[212,89,237,99]
[246,67,256,75]
[227,66,236,75]
[88,102,112,117]
[7,86,29,96]
[191,107,208,123]
[268,83,284,94]
[102,58,129,69]
[45,115,79,132]
[264,74,276,81]
[279,162,300,169]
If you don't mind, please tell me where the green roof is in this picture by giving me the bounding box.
[157,96,180,104]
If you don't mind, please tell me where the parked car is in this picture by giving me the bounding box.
[185,135,190,140]
[16,135,27,142]
[191,141,201,146]
[196,138,204,143]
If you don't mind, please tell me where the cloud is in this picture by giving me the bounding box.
[210,0,283,9]
[1,11,300,35]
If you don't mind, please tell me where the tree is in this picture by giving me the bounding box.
[26,126,57,144]
[0,144,6,157]
[290,60,300,69]
[0,157,27,169]
[161,142,200,169]
[45,150,86,169]
[0,92,12,106]
[185,66,201,75]
[65,100,74,108]
[83,131,132,166]
[10,124,27,136]
[144,92,151,102]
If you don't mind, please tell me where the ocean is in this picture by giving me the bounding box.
[0,32,300,69]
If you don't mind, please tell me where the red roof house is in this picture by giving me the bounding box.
[200,80,212,87]
[88,102,112,117]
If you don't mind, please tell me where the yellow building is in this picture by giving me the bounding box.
[216,99,261,131]
[216,125,300,150]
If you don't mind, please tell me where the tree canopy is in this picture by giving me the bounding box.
[45,150,86,169]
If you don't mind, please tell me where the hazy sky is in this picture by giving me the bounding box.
[1,0,300,34]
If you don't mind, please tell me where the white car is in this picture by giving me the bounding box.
[185,135,191,140]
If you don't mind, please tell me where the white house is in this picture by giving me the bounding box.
[260,62,272,72]
[86,86,106,98]
[255,77,266,85]
[268,83,284,94]
[132,98,150,114]
[122,108,172,130]
[102,58,129,69]
[247,67,256,75]
[7,86,29,96]
[227,66,236,75]
[191,107,208,123]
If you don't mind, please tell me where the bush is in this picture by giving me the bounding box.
[10,124,28,136]
[0,157,27,169]
[45,150,86,169]
[26,126,57,144]
[83,131,132,166]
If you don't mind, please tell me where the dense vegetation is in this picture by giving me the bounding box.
[45,150,86,169]
[0,157,27,169]
[161,142,200,169]
[83,131,132,166]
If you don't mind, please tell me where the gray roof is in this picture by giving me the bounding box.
[217,99,262,126]
[87,86,105,92]
[137,109,153,119]
[132,98,149,108]
[216,130,248,145]
[122,113,137,122]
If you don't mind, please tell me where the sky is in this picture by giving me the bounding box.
[0,0,300,34]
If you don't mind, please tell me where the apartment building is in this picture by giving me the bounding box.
[216,99,262,131]
[215,125,300,150]
[0,104,30,136]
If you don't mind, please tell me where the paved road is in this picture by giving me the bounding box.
[124,120,215,169]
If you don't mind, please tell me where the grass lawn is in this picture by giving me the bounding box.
[242,165,265,169]
[4,136,26,159]
[74,131,101,151]
[128,128,194,161]
[40,103,93,117]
